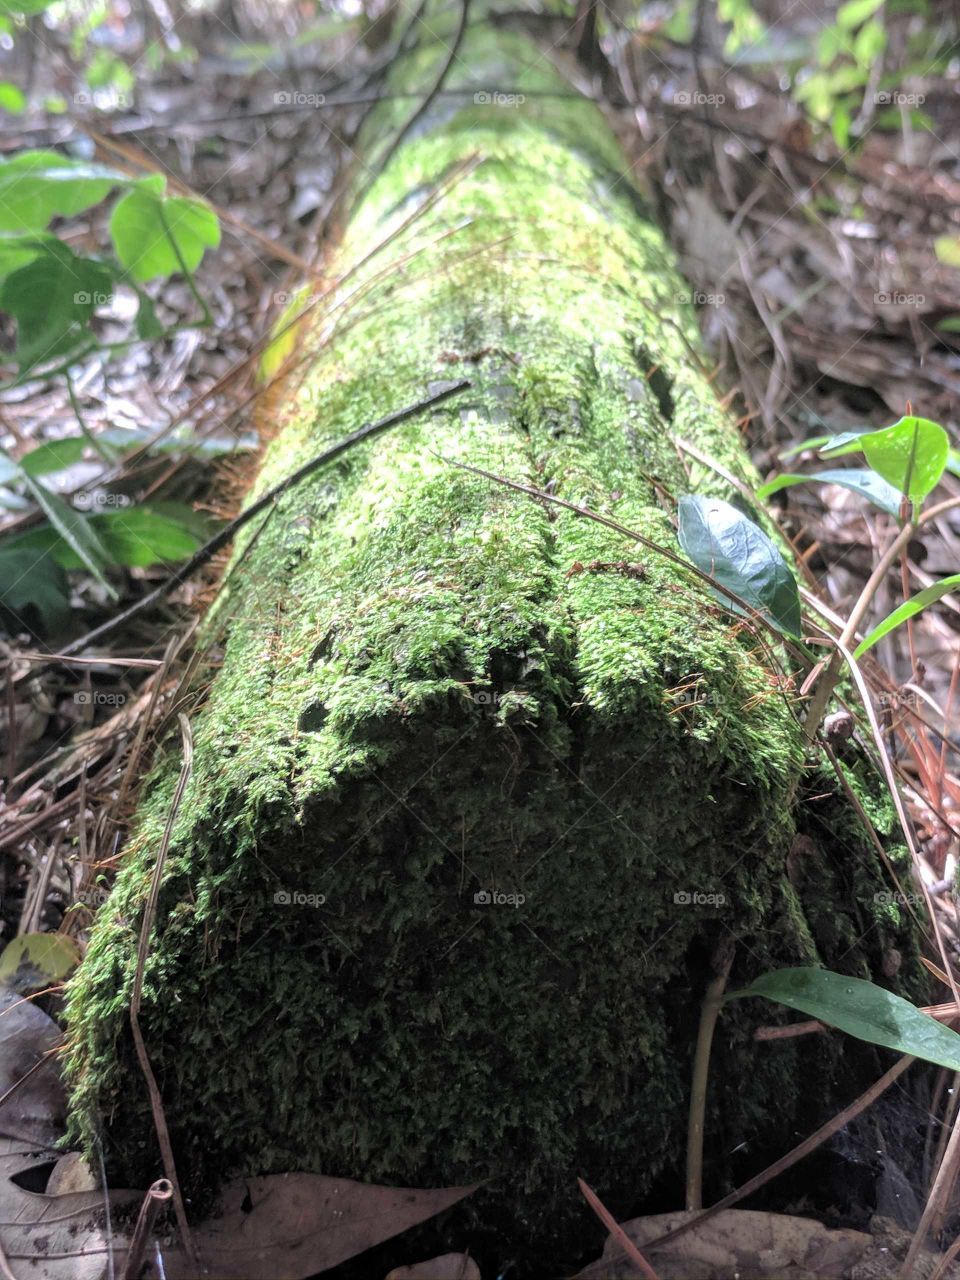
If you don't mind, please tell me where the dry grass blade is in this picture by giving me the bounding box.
[129,712,194,1262]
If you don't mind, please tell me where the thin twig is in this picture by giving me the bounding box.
[121,1178,172,1280]
[578,1178,660,1279]
[129,714,195,1262]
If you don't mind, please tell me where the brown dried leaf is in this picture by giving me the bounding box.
[163,1174,478,1280]
[386,1252,481,1279]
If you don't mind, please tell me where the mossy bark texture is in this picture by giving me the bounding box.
[66,10,922,1262]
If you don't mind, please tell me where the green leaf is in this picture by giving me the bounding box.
[729,967,960,1071]
[0,231,56,281]
[93,502,206,566]
[0,546,70,634]
[861,415,949,506]
[935,236,960,268]
[0,0,56,14]
[133,289,165,339]
[19,436,86,477]
[818,428,872,458]
[756,468,902,517]
[98,426,255,457]
[0,240,114,370]
[677,494,802,638]
[7,501,207,569]
[0,82,25,114]
[19,473,116,596]
[948,449,960,479]
[836,0,884,28]
[109,178,220,282]
[0,150,126,234]
[853,574,960,658]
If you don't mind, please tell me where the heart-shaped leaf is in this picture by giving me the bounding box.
[860,416,949,506]
[677,494,801,638]
[110,176,220,282]
[729,967,960,1070]
[854,573,960,657]
[756,468,901,517]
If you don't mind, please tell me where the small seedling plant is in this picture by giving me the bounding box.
[674,412,960,1214]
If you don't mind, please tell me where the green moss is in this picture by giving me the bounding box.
[65,14,925,1268]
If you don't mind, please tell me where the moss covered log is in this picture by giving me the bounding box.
[66,8,924,1267]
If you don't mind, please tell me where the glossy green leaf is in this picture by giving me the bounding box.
[0,151,125,234]
[854,574,960,658]
[947,449,960,479]
[109,177,220,282]
[677,494,802,638]
[861,416,949,505]
[729,967,960,1070]
[756,468,901,517]
[0,546,70,634]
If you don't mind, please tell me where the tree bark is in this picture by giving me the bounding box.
[66,7,921,1265]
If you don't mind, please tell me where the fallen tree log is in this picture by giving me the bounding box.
[65,7,924,1268]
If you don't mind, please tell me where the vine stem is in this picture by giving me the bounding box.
[686,937,736,1211]
[802,516,916,742]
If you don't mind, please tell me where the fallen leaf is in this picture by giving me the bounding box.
[573,1209,960,1279]
[0,990,138,1280]
[162,1174,478,1280]
[386,1252,481,1279]
[0,932,80,994]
